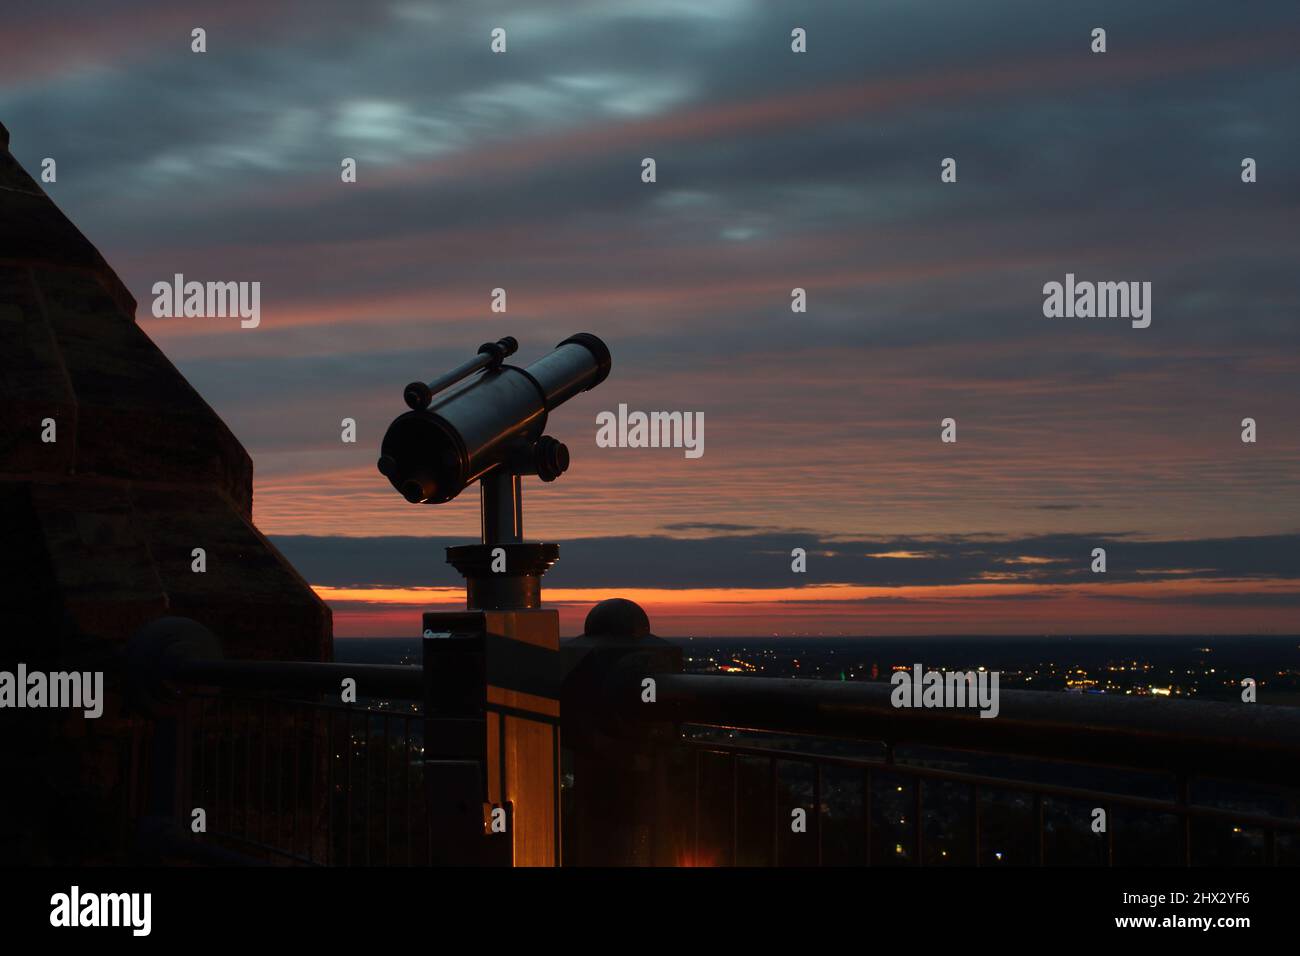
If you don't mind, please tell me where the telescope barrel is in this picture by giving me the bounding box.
[526,333,612,410]
[403,336,518,410]
[378,332,611,505]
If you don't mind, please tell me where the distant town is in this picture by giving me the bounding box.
[675,636,1300,706]
[336,634,1300,707]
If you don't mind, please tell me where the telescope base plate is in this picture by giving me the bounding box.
[447,543,560,610]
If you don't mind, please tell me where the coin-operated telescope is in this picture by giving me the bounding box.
[378,331,610,607]
[377,333,611,867]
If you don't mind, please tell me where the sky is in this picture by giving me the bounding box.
[3,1,1298,636]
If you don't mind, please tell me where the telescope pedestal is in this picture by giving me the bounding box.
[383,333,609,866]
[425,509,562,865]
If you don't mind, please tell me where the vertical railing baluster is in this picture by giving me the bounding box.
[403,715,412,867]
[288,704,297,857]
[730,753,738,867]
[813,761,823,866]
[227,698,236,838]
[1105,801,1115,866]
[361,712,371,868]
[863,766,872,867]
[1033,792,1045,866]
[426,718,435,866]
[319,708,328,866]
[276,700,285,851]
[769,757,778,866]
[261,696,269,846]
[692,748,701,861]
[244,699,253,840]
[1177,772,1192,866]
[345,709,353,867]
[242,699,251,840]
[179,696,193,828]
[197,696,206,826]
[383,713,391,866]
[913,776,923,866]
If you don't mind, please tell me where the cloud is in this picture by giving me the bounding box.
[5,0,1300,625]
[271,530,1300,591]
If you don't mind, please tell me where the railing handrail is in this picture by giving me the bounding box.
[169,659,424,700]
[655,673,1300,787]
[161,658,1300,786]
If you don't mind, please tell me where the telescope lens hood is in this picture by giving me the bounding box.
[556,332,611,389]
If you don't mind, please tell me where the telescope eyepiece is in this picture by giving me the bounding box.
[400,478,434,503]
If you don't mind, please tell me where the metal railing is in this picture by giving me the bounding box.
[132,659,431,866]
[655,676,1300,868]
[127,609,1300,866]
[559,629,1300,867]
[182,692,431,866]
